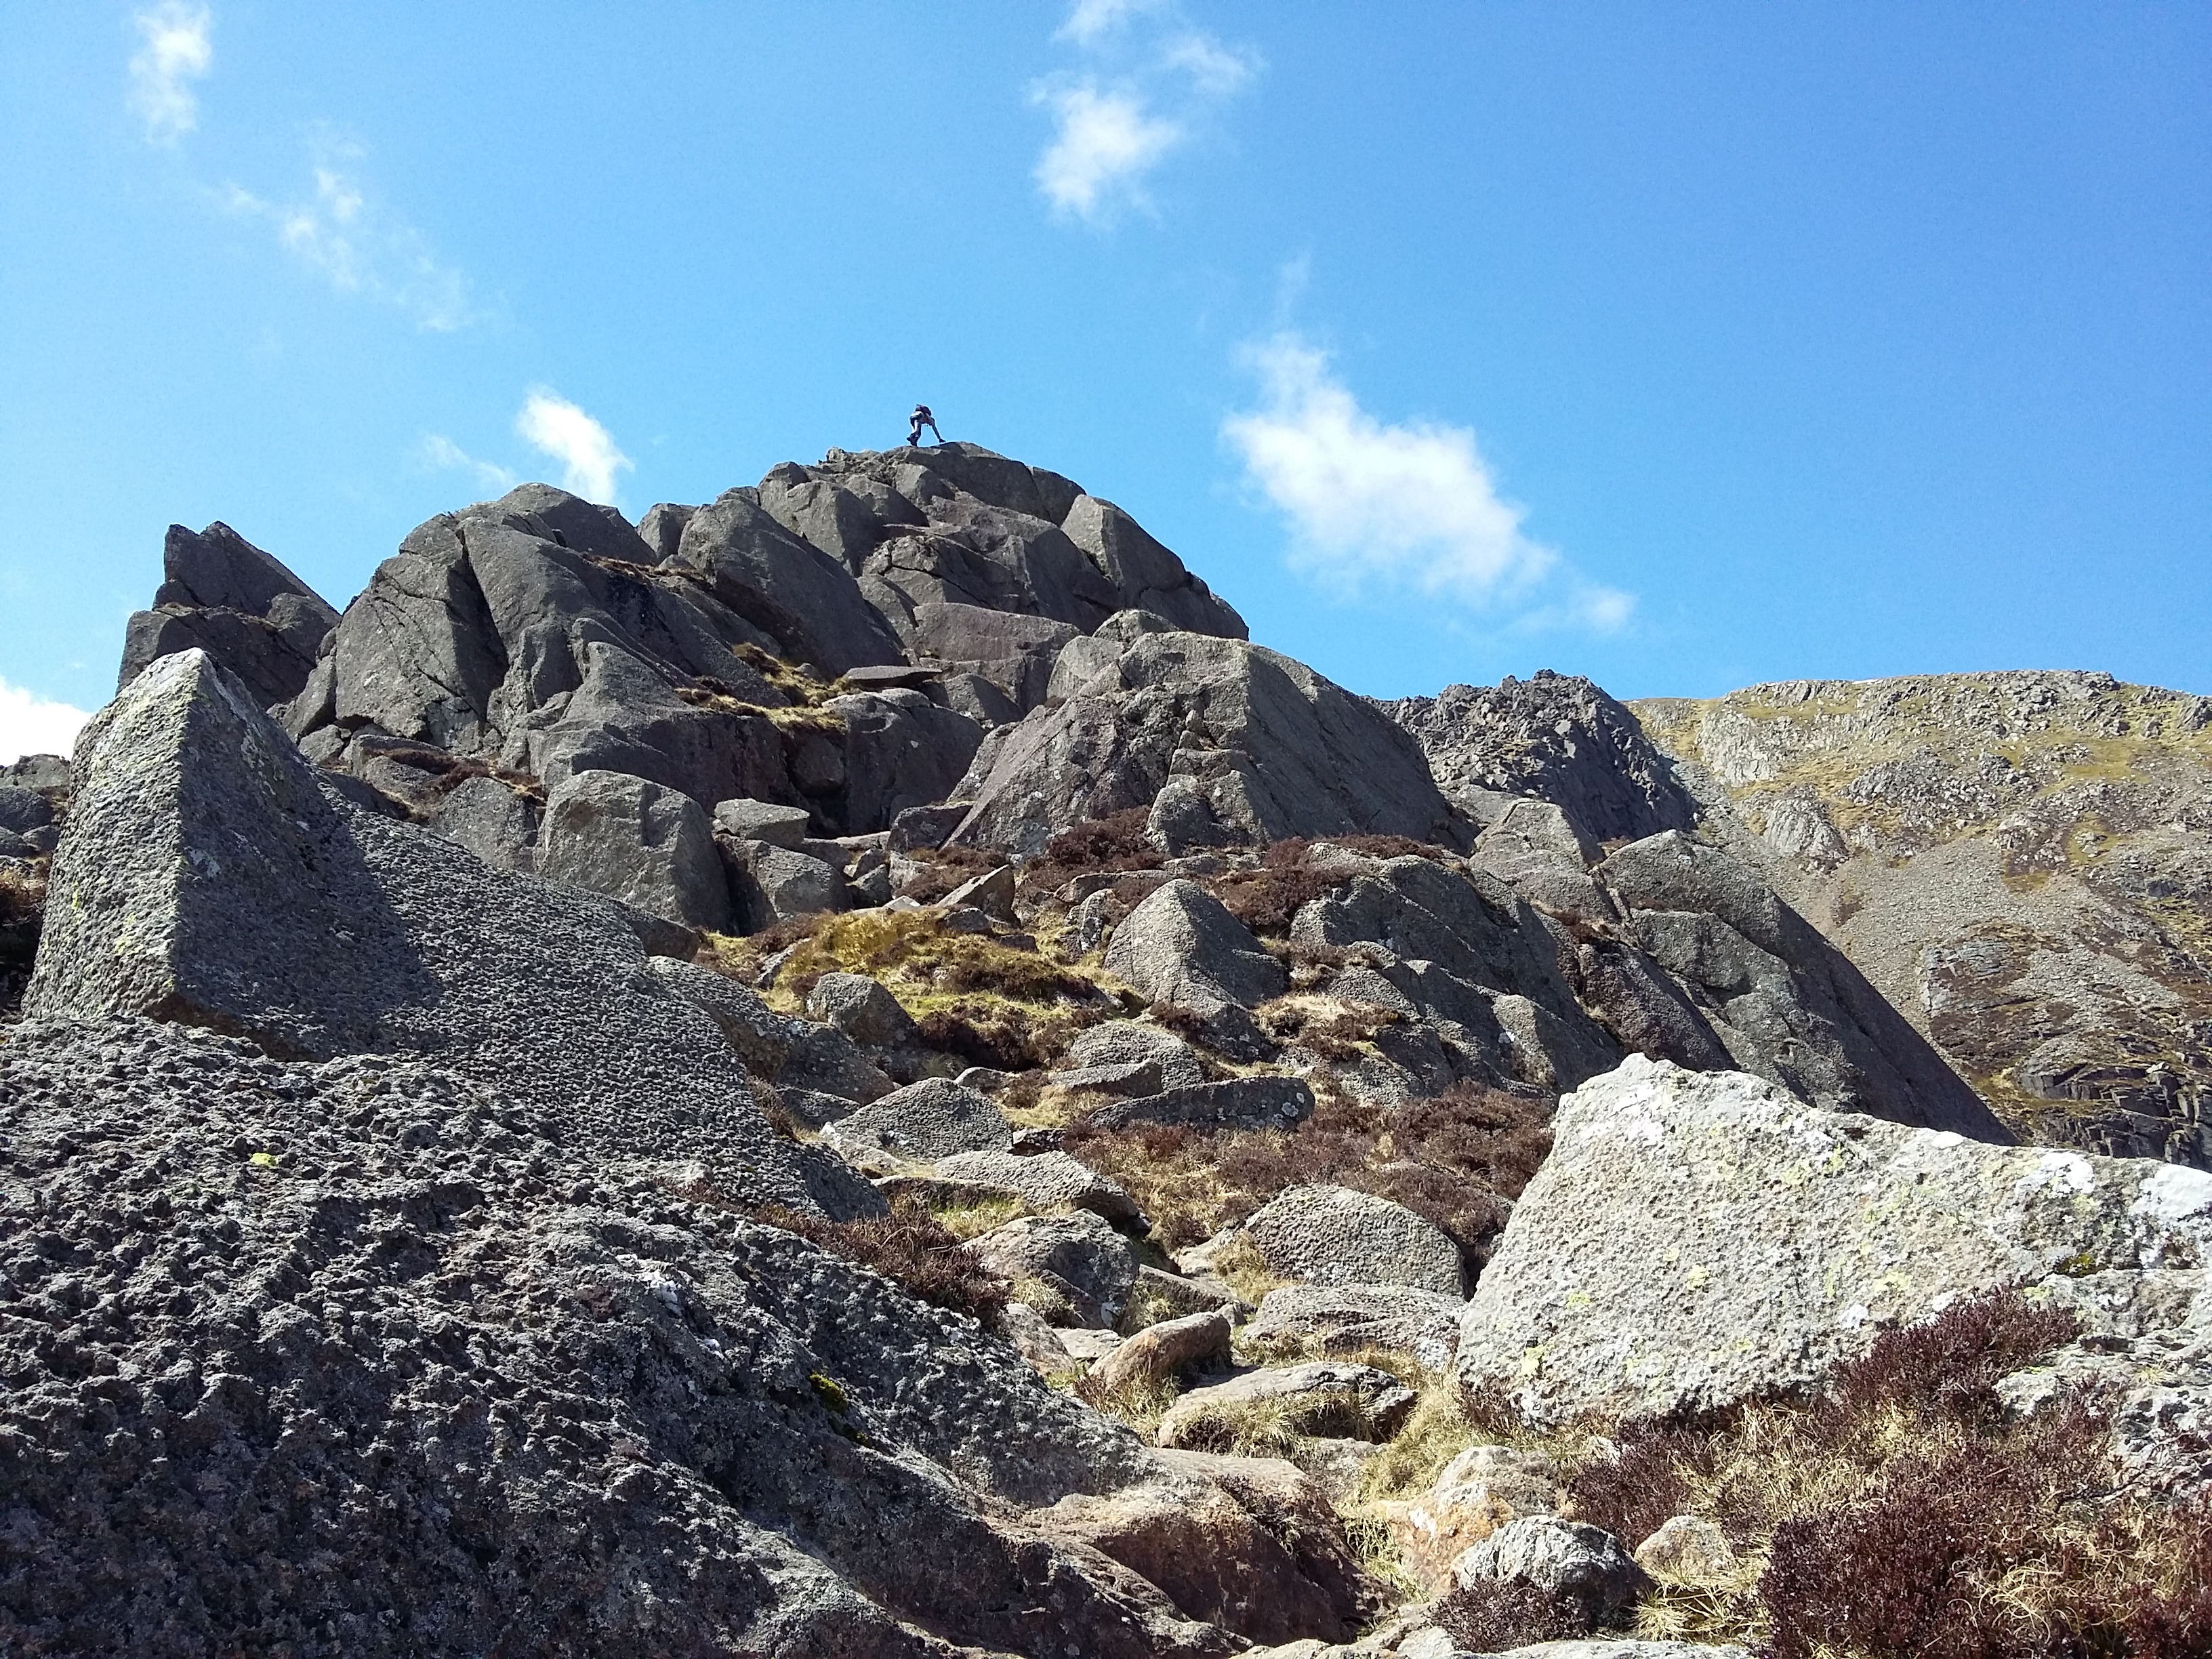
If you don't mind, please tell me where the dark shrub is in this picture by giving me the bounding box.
[1036,808,1162,874]
[1431,1579,1588,1648]
[1761,1401,2110,1659]
[1818,1288,2081,1433]
[916,1001,1097,1072]
[1565,1425,1706,1553]
[759,1197,1008,1329]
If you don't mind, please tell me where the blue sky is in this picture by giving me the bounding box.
[2,3,2207,760]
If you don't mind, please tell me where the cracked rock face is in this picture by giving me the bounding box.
[0,1017,1238,1658]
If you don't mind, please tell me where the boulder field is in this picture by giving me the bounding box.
[3,441,2207,1656]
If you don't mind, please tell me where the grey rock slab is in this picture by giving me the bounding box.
[537,768,731,930]
[951,631,1464,858]
[423,773,540,873]
[966,1210,1142,1330]
[1091,1311,1234,1393]
[1050,1057,1169,1097]
[1247,1284,1467,1370]
[1068,1020,1210,1088]
[24,649,820,1212]
[806,971,920,1048]
[1244,1185,1465,1297]
[1155,1364,1418,1449]
[1084,1076,1316,1133]
[726,840,846,929]
[0,784,53,834]
[121,522,338,708]
[941,863,1018,922]
[825,689,983,835]
[1595,830,2010,1139]
[821,1078,1013,1166]
[933,1148,1143,1225]
[671,487,907,674]
[1456,1054,2212,1425]
[714,796,813,848]
[1105,879,1287,1011]
[1384,670,1699,848]
[775,1022,896,1107]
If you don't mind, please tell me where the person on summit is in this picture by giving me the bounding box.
[907,403,942,447]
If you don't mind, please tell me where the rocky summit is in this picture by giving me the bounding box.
[3,441,2208,1656]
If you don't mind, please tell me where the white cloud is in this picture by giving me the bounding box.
[1160,31,1261,97]
[1223,331,1633,634]
[1058,0,1166,47]
[129,2,212,145]
[516,390,631,506]
[224,139,474,331]
[0,679,91,766]
[1031,83,1183,220]
[419,434,518,497]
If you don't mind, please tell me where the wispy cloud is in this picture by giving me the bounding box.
[1159,31,1261,98]
[516,390,630,506]
[418,434,518,497]
[0,678,91,766]
[1057,0,1166,47]
[223,136,474,331]
[1031,2,1260,224]
[1223,330,1633,631]
[129,2,213,145]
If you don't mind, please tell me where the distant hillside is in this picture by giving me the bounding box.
[1635,672,2212,1164]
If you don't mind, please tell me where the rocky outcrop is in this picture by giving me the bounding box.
[948,628,1469,857]
[1384,670,1698,845]
[1595,831,2009,1136]
[1458,1056,2212,1442]
[25,649,823,1214]
[121,521,338,708]
[0,1015,1248,1658]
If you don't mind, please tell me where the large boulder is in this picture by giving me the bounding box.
[25,649,819,1212]
[1457,1055,2212,1426]
[1452,1515,1652,1631]
[1084,1076,1317,1134]
[1040,1451,1374,1645]
[806,971,921,1048]
[1289,854,1622,1091]
[824,688,983,832]
[1242,1185,1465,1297]
[0,1015,1246,1658]
[121,522,338,708]
[1245,1283,1468,1371]
[1107,879,1286,1010]
[306,494,798,814]
[967,1210,1142,1330]
[1155,1363,1419,1450]
[947,630,1467,858]
[536,768,730,930]
[930,1148,1145,1227]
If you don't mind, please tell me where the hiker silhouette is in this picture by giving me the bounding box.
[908,404,942,447]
